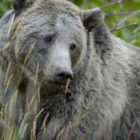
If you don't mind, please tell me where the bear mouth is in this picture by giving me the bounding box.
[46,78,70,88]
[39,80,71,99]
[51,80,70,90]
[39,77,71,97]
[40,79,70,91]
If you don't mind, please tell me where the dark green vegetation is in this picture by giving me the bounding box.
[74,0,140,46]
[0,0,11,17]
[0,0,140,46]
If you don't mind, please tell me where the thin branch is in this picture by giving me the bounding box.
[68,0,76,2]
[106,11,139,17]
[111,23,138,32]
[112,9,140,28]
[126,121,136,140]
[126,25,140,41]
[101,0,127,9]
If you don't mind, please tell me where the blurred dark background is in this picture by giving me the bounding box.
[0,0,140,46]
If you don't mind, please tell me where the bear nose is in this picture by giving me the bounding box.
[56,70,73,82]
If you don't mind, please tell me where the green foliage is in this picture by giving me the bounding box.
[0,0,140,46]
[0,0,11,17]
[74,0,140,46]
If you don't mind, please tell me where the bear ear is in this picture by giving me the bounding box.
[12,0,34,13]
[82,8,104,31]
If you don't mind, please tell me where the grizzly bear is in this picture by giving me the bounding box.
[0,0,140,139]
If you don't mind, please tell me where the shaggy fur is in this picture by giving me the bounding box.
[0,0,140,139]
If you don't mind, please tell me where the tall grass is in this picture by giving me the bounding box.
[0,15,75,140]
[0,0,11,17]
[0,1,138,139]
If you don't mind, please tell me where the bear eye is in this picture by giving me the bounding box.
[70,43,77,52]
[44,35,55,43]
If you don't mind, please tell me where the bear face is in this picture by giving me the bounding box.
[9,0,103,96]
[12,3,87,94]
[1,0,140,140]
